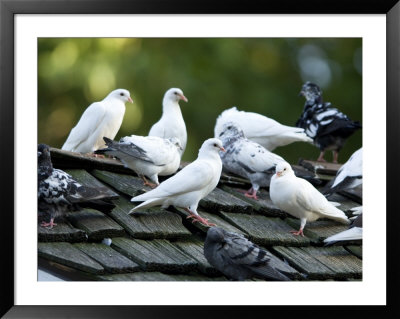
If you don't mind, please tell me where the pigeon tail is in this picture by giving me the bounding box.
[319,205,350,225]
[323,227,362,245]
[130,197,164,211]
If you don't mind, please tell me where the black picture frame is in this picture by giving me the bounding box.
[1,0,399,318]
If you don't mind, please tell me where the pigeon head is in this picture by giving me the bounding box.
[206,227,226,244]
[107,89,133,104]
[275,162,294,178]
[164,88,188,104]
[168,137,183,151]
[38,143,51,162]
[218,122,245,141]
[299,82,322,104]
[199,138,226,157]
[38,144,53,177]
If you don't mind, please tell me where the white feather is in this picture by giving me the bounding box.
[111,135,181,184]
[149,88,188,157]
[62,89,132,153]
[332,148,363,188]
[214,107,313,151]
[323,227,362,244]
[131,138,223,216]
[270,162,350,231]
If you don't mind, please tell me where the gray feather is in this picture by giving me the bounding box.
[204,227,291,281]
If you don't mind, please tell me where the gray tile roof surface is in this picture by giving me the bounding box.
[38,148,362,281]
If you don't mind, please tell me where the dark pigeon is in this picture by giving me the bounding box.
[204,227,291,281]
[296,82,361,163]
[38,144,116,228]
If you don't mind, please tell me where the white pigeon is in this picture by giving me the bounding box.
[62,89,133,153]
[130,138,225,226]
[214,106,313,151]
[324,148,362,196]
[96,135,182,187]
[219,121,286,200]
[270,162,350,237]
[148,88,188,157]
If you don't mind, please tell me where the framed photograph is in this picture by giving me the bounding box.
[1,0,398,317]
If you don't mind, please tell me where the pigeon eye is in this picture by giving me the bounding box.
[120,92,124,96]
[227,126,232,130]
[174,92,178,95]
[213,143,218,147]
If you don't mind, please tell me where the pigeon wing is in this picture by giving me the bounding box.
[132,160,214,201]
[148,120,166,138]
[294,178,349,222]
[62,102,107,151]
[222,232,289,281]
[101,137,156,165]
[233,141,284,173]
[121,136,178,166]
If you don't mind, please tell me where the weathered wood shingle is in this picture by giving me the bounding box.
[39,148,363,282]
[38,222,87,243]
[272,246,362,280]
[110,196,192,239]
[74,243,140,273]
[38,242,104,274]
[67,209,125,240]
[111,237,197,273]
[219,212,310,246]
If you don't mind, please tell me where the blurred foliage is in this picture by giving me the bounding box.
[38,38,362,163]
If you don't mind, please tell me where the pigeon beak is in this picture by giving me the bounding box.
[179,94,188,103]
[276,171,282,177]
[128,97,133,103]
[220,147,226,152]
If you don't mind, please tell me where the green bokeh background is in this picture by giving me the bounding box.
[38,38,362,163]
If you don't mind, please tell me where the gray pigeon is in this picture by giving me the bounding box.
[204,227,291,281]
[38,144,116,228]
[218,122,286,200]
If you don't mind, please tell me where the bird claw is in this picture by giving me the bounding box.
[186,214,216,226]
[143,181,158,189]
[290,229,305,237]
[244,192,259,200]
[40,221,57,229]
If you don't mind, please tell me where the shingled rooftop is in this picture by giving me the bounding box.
[38,148,362,281]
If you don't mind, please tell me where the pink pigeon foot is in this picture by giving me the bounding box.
[243,187,259,200]
[290,229,305,237]
[185,210,216,227]
[41,219,57,229]
[237,187,259,200]
[140,176,158,189]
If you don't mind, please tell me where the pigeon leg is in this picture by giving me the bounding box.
[140,175,158,188]
[244,188,259,200]
[290,218,306,237]
[40,218,57,229]
[290,229,304,237]
[184,208,216,226]
[332,151,339,164]
[317,151,326,162]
